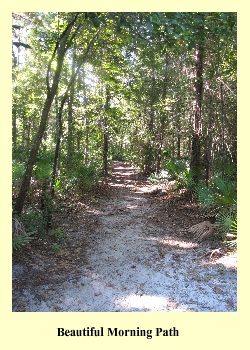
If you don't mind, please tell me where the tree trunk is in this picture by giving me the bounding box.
[80,69,89,166]
[50,95,66,199]
[13,14,78,215]
[12,94,18,147]
[144,73,156,174]
[102,85,110,176]
[12,111,17,147]
[51,34,99,194]
[156,52,169,173]
[204,93,214,186]
[175,103,181,159]
[103,133,109,176]
[67,53,76,168]
[83,115,89,166]
[190,18,204,184]
[144,109,155,175]
[220,82,225,178]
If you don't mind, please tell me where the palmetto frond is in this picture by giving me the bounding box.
[12,232,35,252]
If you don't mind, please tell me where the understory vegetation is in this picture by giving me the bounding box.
[12,12,236,252]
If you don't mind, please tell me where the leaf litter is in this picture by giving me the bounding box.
[12,162,237,312]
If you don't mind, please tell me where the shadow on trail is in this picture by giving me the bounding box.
[107,162,146,187]
[12,161,237,312]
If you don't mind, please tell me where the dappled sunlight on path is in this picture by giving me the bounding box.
[12,161,237,312]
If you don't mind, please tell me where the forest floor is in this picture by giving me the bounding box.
[12,161,237,312]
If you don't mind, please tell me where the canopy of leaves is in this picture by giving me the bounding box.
[12,12,236,235]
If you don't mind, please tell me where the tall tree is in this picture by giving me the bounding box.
[12,12,237,211]
[190,13,205,184]
[14,13,79,214]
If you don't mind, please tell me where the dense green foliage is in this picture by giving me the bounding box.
[195,175,237,237]
[12,12,237,248]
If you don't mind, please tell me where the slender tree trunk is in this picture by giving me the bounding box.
[156,115,165,174]
[144,73,156,175]
[51,33,99,194]
[51,96,66,199]
[83,115,89,166]
[12,35,18,147]
[220,82,225,178]
[67,53,76,168]
[80,69,89,166]
[12,113,17,147]
[103,133,109,175]
[190,17,204,184]
[77,131,81,151]
[177,135,181,159]
[14,15,100,214]
[13,14,78,215]
[103,85,110,176]
[21,114,26,146]
[175,102,181,159]
[156,52,169,173]
[204,93,214,186]
[12,94,17,147]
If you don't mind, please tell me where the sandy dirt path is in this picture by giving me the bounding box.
[12,162,237,312]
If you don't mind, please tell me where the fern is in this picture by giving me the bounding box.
[12,231,35,252]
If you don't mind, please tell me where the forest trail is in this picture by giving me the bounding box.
[12,162,237,312]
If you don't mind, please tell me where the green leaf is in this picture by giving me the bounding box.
[216,210,237,234]
[213,176,236,206]
[195,186,215,206]
[89,17,101,28]
[146,22,153,31]
[150,14,161,25]
[230,217,237,235]
[171,19,179,25]
[166,26,174,34]
[12,232,35,252]
[188,41,196,50]
[119,20,131,29]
